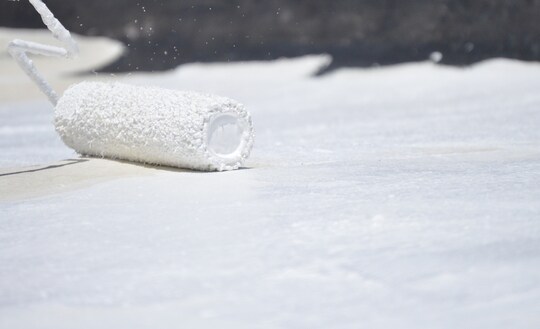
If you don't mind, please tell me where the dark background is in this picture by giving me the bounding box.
[2,0,540,73]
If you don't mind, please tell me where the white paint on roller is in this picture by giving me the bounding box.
[7,0,254,171]
[55,81,254,171]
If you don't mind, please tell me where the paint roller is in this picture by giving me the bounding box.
[8,0,254,171]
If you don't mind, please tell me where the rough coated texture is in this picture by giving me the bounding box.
[54,81,254,171]
[2,56,540,329]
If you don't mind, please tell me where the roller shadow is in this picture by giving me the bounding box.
[0,156,254,202]
[0,157,157,202]
[92,156,254,174]
[0,159,88,177]
[0,156,253,177]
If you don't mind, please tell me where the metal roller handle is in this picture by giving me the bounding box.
[7,0,79,105]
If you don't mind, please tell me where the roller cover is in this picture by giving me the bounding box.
[55,81,254,171]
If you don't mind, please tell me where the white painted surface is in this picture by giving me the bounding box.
[1,52,540,328]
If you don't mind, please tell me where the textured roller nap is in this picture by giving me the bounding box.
[55,82,254,171]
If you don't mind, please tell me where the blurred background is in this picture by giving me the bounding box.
[1,0,540,73]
